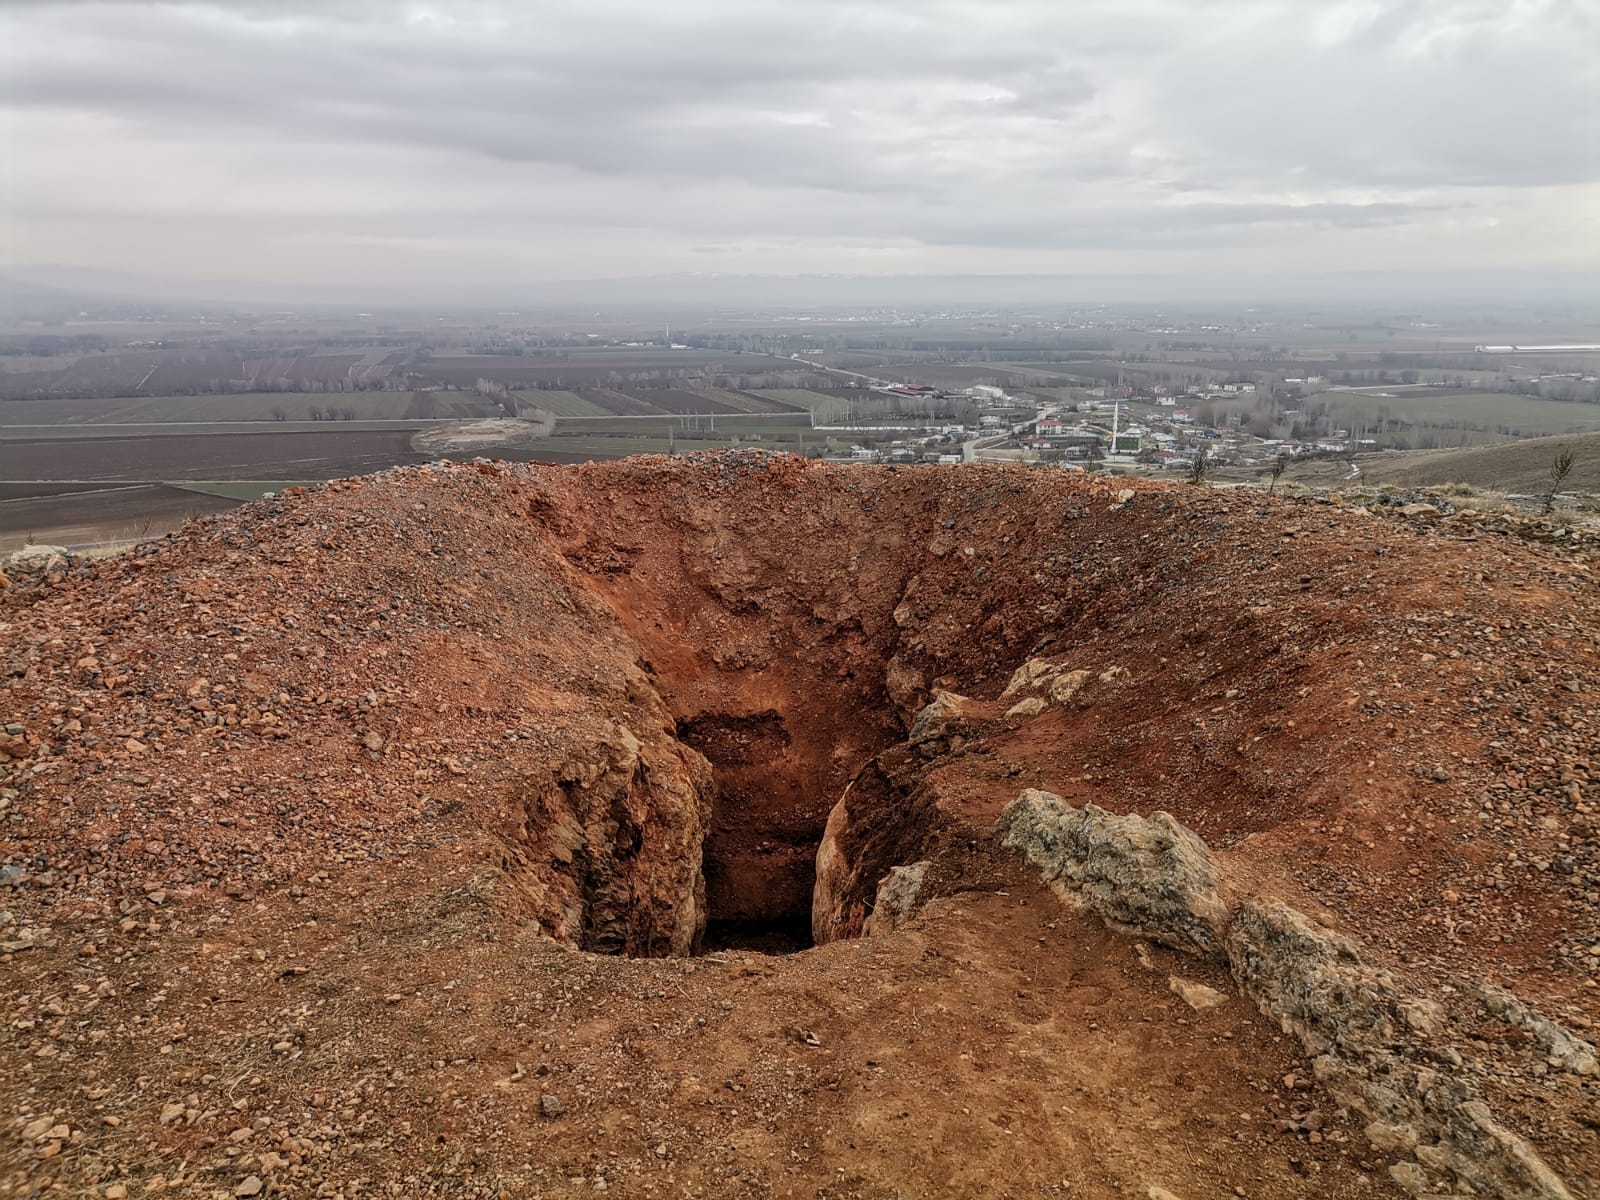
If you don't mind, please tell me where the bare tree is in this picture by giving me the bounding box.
[1187,447,1211,486]
[1542,447,1577,515]
[1267,454,1288,495]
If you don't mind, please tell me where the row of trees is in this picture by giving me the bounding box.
[270,405,360,421]
[0,334,116,356]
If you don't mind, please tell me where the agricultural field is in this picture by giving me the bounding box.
[241,350,404,389]
[625,388,744,415]
[513,390,609,417]
[551,414,810,438]
[0,429,428,483]
[1273,430,1600,496]
[518,431,819,462]
[706,389,806,414]
[0,392,495,425]
[570,388,663,416]
[525,386,804,417]
[174,480,317,500]
[0,482,240,552]
[0,481,120,501]
[1310,387,1600,438]
[414,351,790,390]
[752,388,852,416]
[0,420,437,439]
[0,347,409,398]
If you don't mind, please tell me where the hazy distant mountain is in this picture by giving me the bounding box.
[1,264,372,310]
[2,262,1595,317]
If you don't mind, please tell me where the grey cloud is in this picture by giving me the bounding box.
[2,3,1100,196]
[0,0,1592,285]
[1145,1,1599,190]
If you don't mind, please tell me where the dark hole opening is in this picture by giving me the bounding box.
[700,914,814,956]
[694,825,819,956]
[677,709,825,957]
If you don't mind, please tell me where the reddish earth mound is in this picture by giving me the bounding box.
[3,453,1597,1198]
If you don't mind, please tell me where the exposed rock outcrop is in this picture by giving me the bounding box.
[496,721,715,957]
[813,750,947,945]
[906,690,982,747]
[811,780,857,946]
[994,789,1228,957]
[1471,984,1599,1078]
[999,660,1127,718]
[863,861,930,937]
[1228,900,1574,1200]
[995,789,1588,1200]
[3,544,74,585]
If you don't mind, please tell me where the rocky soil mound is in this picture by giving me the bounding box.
[3,452,1597,1198]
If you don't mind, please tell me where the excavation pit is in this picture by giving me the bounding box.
[676,711,840,957]
[8,454,1596,1197]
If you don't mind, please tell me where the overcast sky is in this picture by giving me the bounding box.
[2,0,1596,298]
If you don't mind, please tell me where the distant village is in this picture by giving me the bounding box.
[823,375,1370,473]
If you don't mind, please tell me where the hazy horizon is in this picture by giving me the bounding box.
[3,0,1597,300]
[6,262,1600,315]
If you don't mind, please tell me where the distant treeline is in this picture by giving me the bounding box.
[0,334,115,356]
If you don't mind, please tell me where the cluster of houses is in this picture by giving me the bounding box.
[831,372,1388,473]
[1022,392,1376,473]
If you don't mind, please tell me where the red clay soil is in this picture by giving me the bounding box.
[2,452,1598,1198]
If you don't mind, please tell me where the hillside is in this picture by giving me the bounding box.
[3,454,1597,1198]
[1328,431,1600,495]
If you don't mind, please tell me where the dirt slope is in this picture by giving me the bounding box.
[1292,430,1600,494]
[3,452,1598,1198]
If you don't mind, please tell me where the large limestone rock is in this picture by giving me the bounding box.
[1000,658,1060,698]
[1471,984,1598,1077]
[994,789,1228,957]
[907,690,981,746]
[3,544,74,585]
[811,782,857,946]
[863,861,930,936]
[1229,900,1575,1200]
[999,659,1127,717]
[813,749,941,945]
[994,789,1585,1200]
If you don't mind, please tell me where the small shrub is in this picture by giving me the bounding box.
[1542,448,1577,515]
[1267,455,1288,495]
